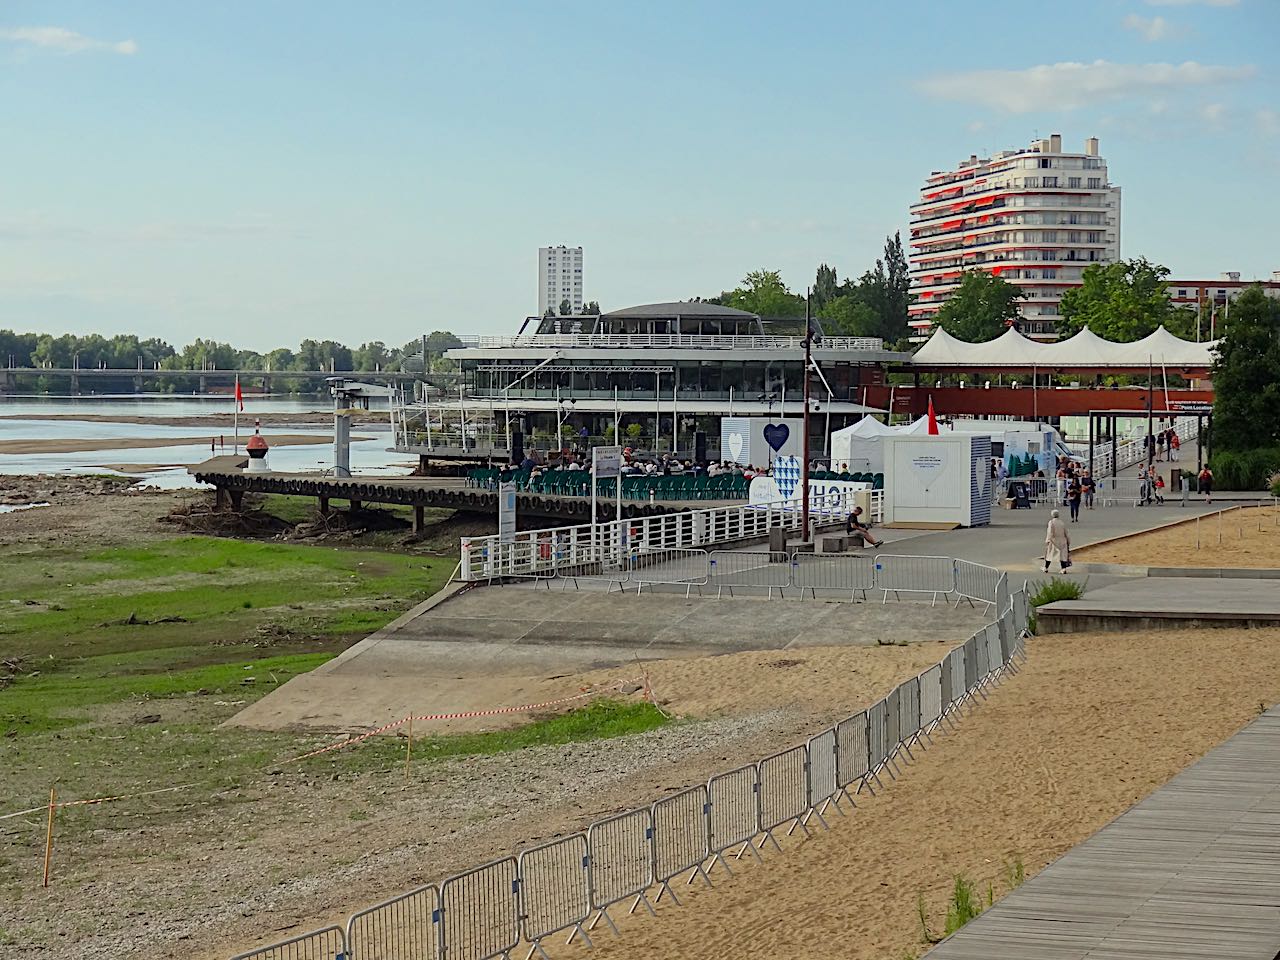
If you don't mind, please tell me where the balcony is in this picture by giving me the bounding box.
[453,333,885,352]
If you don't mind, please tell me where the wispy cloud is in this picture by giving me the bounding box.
[1122,14,1179,41]
[0,26,137,55]
[916,60,1255,113]
[1258,109,1280,138]
[1145,0,1237,6]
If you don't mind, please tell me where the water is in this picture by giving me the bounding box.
[0,502,50,513]
[0,395,412,487]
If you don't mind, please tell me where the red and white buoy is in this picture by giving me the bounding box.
[246,419,270,473]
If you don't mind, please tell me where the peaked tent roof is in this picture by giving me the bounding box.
[910,325,1218,369]
[831,414,898,440]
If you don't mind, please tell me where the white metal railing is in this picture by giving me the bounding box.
[455,334,884,352]
[459,490,885,582]
[1076,415,1200,479]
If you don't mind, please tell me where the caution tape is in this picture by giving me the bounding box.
[281,676,647,765]
[0,784,195,823]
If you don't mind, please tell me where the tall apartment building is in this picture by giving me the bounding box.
[538,245,584,316]
[908,134,1121,341]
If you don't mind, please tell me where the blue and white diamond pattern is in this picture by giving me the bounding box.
[773,456,802,501]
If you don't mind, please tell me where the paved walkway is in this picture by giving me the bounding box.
[1036,577,1280,633]
[924,706,1280,960]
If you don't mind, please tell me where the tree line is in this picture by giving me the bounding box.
[0,330,464,374]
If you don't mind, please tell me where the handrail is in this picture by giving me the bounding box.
[453,334,885,352]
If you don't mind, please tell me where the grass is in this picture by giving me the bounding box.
[1029,576,1087,608]
[917,857,1028,945]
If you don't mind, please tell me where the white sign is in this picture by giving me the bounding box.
[748,476,869,508]
[498,481,517,544]
[908,454,946,491]
[592,445,622,479]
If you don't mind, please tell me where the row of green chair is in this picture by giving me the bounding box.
[812,470,885,487]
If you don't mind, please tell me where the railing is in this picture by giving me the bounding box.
[454,334,885,352]
[1069,415,1201,480]
[227,566,1030,960]
[458,491,886,582]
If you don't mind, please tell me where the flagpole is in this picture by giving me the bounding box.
[801,288,812,543]
[234,375,240,454]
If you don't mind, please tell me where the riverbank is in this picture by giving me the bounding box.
[0,411,389,427]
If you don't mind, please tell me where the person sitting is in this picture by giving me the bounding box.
[845,506,883,548]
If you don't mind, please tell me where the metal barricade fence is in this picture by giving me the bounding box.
[757,744,809,839]
[629,548,709,594]
[954,559,1000,607]
[973,625,991,679]
[1100,477,1147,506]
[517,834,591,949]
[985,623,1002,678]
[867,698,889,771]
[873,555,956,604]
[835,712,870,790]
[963,634,979,692]
[651,785,710,899]
[707,764,762,864]
[585,808,653,927]
[346,885,440,960]
[919,665,943,731]
[439,857,520,960]
[939,652,955,713]
[790,553,875,600]
[898,678,921,745]
[885,685,902,753]
[806,728,838,815]
[230,926,348,960]
[707,550,789,597]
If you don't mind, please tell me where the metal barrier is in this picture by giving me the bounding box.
[230,926,348,960]
[629,548,710,595]
[873,554,956,604]
[954,559,1000,608]
[1100,476,1148,507]
[650,786,710,902]
[439,858,520,960]
[757,744,810,842]
[346,885,440,960]
[230,556,1033,960]
[805,728,838,822]
[835,711,870,796]
[585,808,654,932]
[707,764,762,870]
[707,550,790,598]
[791,553,875,601]
[517,834,592,954]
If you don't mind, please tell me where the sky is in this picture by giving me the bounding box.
[2,0,1277,350]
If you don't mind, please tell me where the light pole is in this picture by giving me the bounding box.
[802,288,813,543]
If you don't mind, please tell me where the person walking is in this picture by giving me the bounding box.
[1044,509,1072,573]
[1137,463,1150,505]
[1153,472,1166,505]
[1198,465,1214,504]
[1170,431,1180,462]
[1055,466,1067,505]
[1082,470,1096,510]
[1067,477,1083,522]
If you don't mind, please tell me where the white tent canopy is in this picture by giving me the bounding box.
[911,325,1217,369]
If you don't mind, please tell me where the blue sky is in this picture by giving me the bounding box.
[2,0,1277,349]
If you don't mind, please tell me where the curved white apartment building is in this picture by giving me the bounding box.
[908,134,1121,341]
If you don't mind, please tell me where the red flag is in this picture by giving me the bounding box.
[927,395,939,435]
[234,377,244,412]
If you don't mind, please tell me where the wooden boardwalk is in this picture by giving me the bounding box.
[925,707,1280,959]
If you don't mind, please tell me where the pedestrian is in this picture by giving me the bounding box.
[1137,464,1151,505]
[845,506,883,548]
[1170,431,1180,462]
[1068,477,1082,522]
[1056,466,1067,505]
[220,434,225,451]
[1198,465,1214,504]
[211,437,216,454]
[1153,472,1166,505]
[1155,431,1164,461]
[1044,509,1072,574]
[1082,470,1095,510]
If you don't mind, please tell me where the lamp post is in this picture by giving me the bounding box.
[802,288,813,543]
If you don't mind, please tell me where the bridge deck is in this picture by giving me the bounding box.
[924,706,1280,959]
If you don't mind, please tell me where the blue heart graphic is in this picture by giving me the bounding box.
[762,423,790,452]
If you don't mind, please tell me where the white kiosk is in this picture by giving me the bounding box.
[881,434,992,528]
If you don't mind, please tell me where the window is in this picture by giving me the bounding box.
[1042,176,1058,188]
[1024,177,1039,188]
[1041,231,1057,242]
[1068,177,1081,188]
[1087,177,1102,189]
[1178,289,1188,298]
[1039,158,1052,168]
[1087,232,1101,243]
[1084,158,1101,169]
[1043,269,1058,279]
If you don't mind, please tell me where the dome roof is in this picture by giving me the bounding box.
[600,301,758,320]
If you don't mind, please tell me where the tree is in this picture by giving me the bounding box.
[1210,286,1280,452]
[817,295,880,337]
[559,298,572,316]
[581,300,601,315]
[880,231,912,343]
[1058,258,1175,341]
[719,269,805,317]
[813,264,839,312]
[933,270,1022,342]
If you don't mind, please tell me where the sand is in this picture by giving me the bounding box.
[0,433,369,455]
[1077,505,1280,568]
[539,627,1280,960]
[0,411,387,427]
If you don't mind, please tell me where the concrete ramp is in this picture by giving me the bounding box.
[229,584,987,733]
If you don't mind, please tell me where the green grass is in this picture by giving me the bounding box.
[1028,576,1087,608]
[334,699,669,768]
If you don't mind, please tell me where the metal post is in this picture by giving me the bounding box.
[1147,355,1154,466]
[801,289,812,543]
[1111,414,1118,479]
[1088,412,1095,477]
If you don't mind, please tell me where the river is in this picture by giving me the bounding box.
[0,394,412,488]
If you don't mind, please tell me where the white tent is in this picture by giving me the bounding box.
[911,324,1218,369]
[829,415,896,472]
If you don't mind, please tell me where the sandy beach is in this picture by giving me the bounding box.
[0,433,371,455]
[1077,504,1280,567]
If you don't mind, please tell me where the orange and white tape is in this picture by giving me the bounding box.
[0,784,195,823]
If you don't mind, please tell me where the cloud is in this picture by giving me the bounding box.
[916,60,1255,113]
[0,26,137,55]
[1258,109,1280,137]
[1145,0,1237,6]
[1122,14,1179,41]
[1200,102,1226,124]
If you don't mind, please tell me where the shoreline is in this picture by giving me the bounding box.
[0,412,391,427]
[0,433,372,456]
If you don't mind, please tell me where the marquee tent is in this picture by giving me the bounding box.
[911,325,1218,371]
[829,415,897,472]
